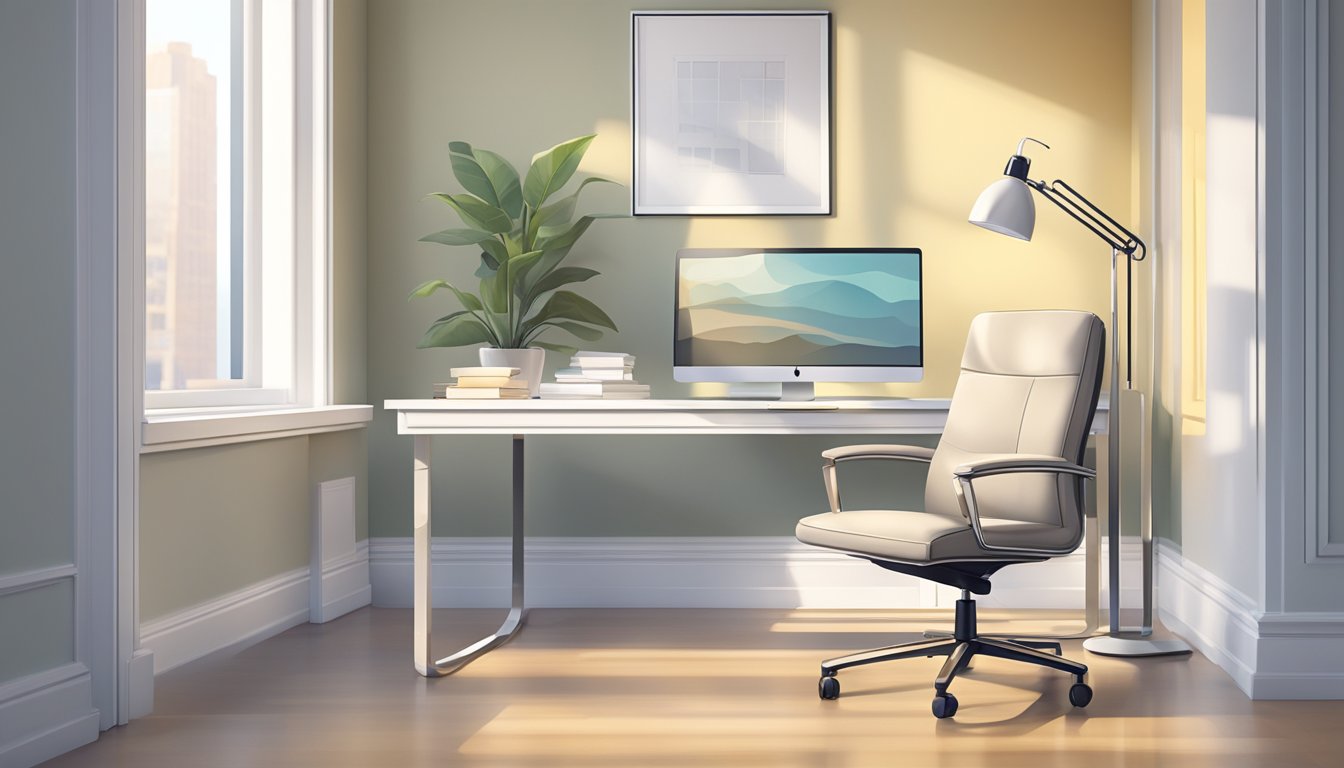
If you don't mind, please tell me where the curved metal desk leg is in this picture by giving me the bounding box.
[414,434,527,677]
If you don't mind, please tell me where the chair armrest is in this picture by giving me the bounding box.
[821,444,934,513]
[822,444,936,464]
[953,454,1096,480]
[952,454,1095,555]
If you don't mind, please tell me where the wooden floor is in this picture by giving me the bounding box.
[45,607,1344,767]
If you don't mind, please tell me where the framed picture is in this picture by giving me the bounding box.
[631,11,832,216]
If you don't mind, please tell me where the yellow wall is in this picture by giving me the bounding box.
[365,0,1134,537]
[1180,0,1207,435]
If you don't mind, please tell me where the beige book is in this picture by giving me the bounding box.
[448,366,521,378]
[439,387,531,399]
[454,376,528,388]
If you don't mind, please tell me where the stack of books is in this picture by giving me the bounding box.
[433,367,530,399]
[540,352,651,399]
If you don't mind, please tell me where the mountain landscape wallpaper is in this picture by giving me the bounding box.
[676,250,922,367]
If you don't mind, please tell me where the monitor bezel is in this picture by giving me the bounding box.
[672,247,925,385]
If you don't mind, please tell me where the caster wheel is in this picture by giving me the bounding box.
[931,692,958,719]
[819,676,840,700]
[1069,683,1093,708]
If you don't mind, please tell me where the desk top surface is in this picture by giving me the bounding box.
[385,397,954,412]
[386,397,1109,435]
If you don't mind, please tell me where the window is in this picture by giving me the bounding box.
[143,0,328,410]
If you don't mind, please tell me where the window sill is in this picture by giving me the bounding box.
[141,404,373,454]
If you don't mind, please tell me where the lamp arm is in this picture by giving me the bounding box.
[1030,178,1145,388]
[1027,179,1147,262]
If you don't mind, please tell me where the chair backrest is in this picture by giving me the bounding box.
[924,311,1105,541]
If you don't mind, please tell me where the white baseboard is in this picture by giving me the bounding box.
[368,536,1088,610]
[126,649,154,720]
[311,551,372,623]
[311,478,370,623]
[0,663,99,768]
[138,540,373,676]
[139,568,312,675]
[1155,540,1260,693]
[1156,539,1344,699]
[1252,613,1344,699]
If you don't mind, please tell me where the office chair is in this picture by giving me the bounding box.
[796,310,1104,718]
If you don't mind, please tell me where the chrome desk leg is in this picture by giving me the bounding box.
[414,434,527,677]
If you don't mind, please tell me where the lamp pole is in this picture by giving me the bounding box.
[1033,181,1189,657]
[969,139,1190,656]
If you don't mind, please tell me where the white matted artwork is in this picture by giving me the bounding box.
[631,11,832,216]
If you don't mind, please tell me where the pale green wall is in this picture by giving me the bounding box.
[365,0,1130,538]
[0,582,75,683]
[310,430,369,541]
[140,439,310,621]
[0,0,80,686]
[0,0,76,577]
[139,430,369,622]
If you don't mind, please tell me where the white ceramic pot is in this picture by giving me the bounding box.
[478,347,545,398]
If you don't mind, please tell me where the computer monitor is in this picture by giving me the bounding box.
[674,248,924,400]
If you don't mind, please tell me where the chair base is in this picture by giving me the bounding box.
[818,597,1091,717]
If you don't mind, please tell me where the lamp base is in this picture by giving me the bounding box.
[1082,635,1192,657]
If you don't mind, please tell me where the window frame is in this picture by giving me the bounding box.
[142,0,330,413]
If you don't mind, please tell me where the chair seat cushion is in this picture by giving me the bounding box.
[795,509,1071,564]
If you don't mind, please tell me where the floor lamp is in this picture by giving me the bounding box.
[968,138,1191,657]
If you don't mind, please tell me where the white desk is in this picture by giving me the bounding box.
[385,398,1109,677]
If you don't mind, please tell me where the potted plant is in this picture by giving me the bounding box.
[410,134,621,396]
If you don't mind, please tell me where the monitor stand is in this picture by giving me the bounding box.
[725,382,816,401]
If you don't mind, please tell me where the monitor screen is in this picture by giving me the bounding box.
[674,248,923,391]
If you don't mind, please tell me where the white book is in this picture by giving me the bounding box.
[555,368,633,381]
[540,392,652,400]
[573,350,633,359]
[540,382,649,398]
[570,353,635,369]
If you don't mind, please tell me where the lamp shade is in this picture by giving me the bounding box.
[968,177,1035,241]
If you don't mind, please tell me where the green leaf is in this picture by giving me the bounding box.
[448,143,523,219]
[507,249,547,287]
[535,215,597,252]
[479,238,508,270]
[419,228,495,247]
[543,320,605,341]
[524,266,599,306]
[445,283,484,312]
[430,193,513,234]
[407,278,483,313]
[475,254,499,279]
[485,311,513,346]
[523,245,572,284]
[522,134,596,210]
[475,150,524,219]
[531,341,579,356]
[479,269,508,314]
[526,176,616,245]
[409,279,450,299]
[417,313,494,348]
[520,289,617,340]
